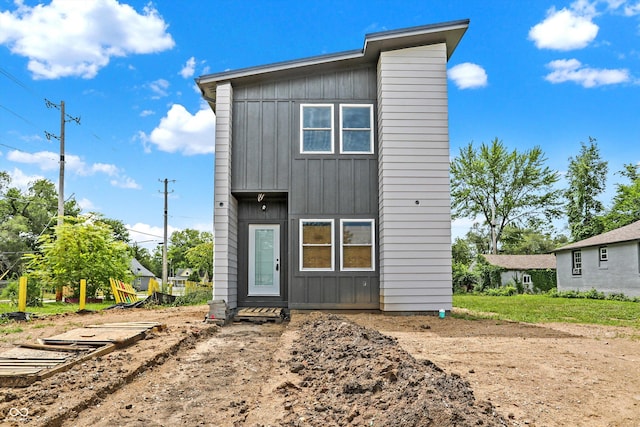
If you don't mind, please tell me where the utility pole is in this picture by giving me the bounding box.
[45,100,80,228]
[159,178,175,292]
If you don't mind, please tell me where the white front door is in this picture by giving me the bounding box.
[248,224,280,296]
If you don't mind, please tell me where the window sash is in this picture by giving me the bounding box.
[300,220,334,271]
[572,251,582,275]
[340,219,375,271]
[340,104,373,154]
[301,104,334,153]
[599,247,608,261]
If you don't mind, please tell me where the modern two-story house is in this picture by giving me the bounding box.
[197,20,469,313]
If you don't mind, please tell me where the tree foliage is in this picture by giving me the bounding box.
[0,174,80,279]
[23,216,132,297]
[451,138,562,254]
[500,226,568,255]
[601,163,640,231]
[565,138,607,241]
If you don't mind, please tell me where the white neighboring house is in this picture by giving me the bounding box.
[554,220,640,297]
[481,254,556,291]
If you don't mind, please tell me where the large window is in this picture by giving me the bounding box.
[300,220,334,270]
[300,104,334,153]
[340,219,375,271]
[340,105,374,153]
[572,250,582,275]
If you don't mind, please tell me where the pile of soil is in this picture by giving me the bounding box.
[278,313,510,426]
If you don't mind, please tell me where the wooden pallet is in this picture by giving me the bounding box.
[233,307,285,324]
[0,321,164,387]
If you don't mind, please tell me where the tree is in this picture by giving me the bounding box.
[0,175,80,279]
[565,138,607,241]
[24,216,132,298]
[451,138,562,254]
[500,226,567,254]
[185,241,214,281]
[601,163,640,231]
[168,229,213,272]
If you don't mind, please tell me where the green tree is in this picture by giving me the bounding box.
[24,216,132,298]
[500,226,567,254]
[185,241,214,281]
[168,229,213,271]
[601,163,640,231]
[565,138,607,241]
[451,138,562,254]
[0,176,80,279]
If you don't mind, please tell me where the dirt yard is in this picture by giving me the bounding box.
[0,305,638,426]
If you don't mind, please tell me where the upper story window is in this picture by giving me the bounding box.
[300,219,334,271]
[599,246,608,261]
[340,219,375,271]
[340,105,374,154]
[300,104,334,153]
[572,250,582,275]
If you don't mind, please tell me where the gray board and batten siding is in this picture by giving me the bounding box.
[199,20,469,312]
[231,65,380,309]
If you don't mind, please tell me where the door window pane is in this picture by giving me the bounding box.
[254,229,274,286]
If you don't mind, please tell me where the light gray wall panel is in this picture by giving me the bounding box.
[377,42,452,312]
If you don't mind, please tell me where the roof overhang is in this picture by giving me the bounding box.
[196,19,469,112]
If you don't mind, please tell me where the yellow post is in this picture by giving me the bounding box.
[79,279,87,311]
[18,277,27,312]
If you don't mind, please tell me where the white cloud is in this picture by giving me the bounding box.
[448,63,488,89]
[77,197,95,211]
[179,56,196,78]
[529,3,599,50]
[545,58,630,87]
[148,79,170,98]
[0,0,174,79]
[624,1,640,15]
[140,109,155,117]
[110,176,141,189]
[141,104,215,155]
[7,168,44,191]
[126,222,180,250]
[6,149,140,188]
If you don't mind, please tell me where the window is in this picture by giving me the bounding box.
[572,250,582,275]
[522,274,532,286]
[301,104,334,153]
[300,220,334,270]
[340,219,375,271]
[599,246,608,261]
[340,105,374,153]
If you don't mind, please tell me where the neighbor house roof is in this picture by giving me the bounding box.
[482,254,556,270]
[196,19,469,112]
[130,258,156,278]
[554,220,640,252]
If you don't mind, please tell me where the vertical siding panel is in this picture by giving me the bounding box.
[277,101,291,189]
[377,43,452,312]
[261,101,276,188]
[322,159,338,214]
[307,159,322,213]
[338,159,354,214]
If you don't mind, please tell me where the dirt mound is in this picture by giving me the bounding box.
[278,313,510,426]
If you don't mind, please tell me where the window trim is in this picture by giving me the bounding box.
[572,250,582,275]
[599,246,608,262]
[522,274,532,285]
[299,219,335,271]
[340,219,375,271]
[300,104,334,154]
[339,104,374,154]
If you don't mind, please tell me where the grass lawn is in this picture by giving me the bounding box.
[453,294,640,328]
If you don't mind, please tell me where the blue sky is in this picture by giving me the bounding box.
[1,0,639,247]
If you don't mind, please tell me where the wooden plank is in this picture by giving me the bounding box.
[41,327,147,346]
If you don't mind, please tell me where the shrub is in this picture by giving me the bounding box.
[485,286,517,296]
[1,279,43,307]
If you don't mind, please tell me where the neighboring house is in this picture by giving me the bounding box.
[130,258,156,291]
[481,254,556,291]
[171,268,195,287]
[554,220,640,297]
[196,20,469,312]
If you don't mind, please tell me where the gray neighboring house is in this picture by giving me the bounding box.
[130,258,156,291]
[554,220,640,297]
[196,20,469,312]
[481,254,556,290]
